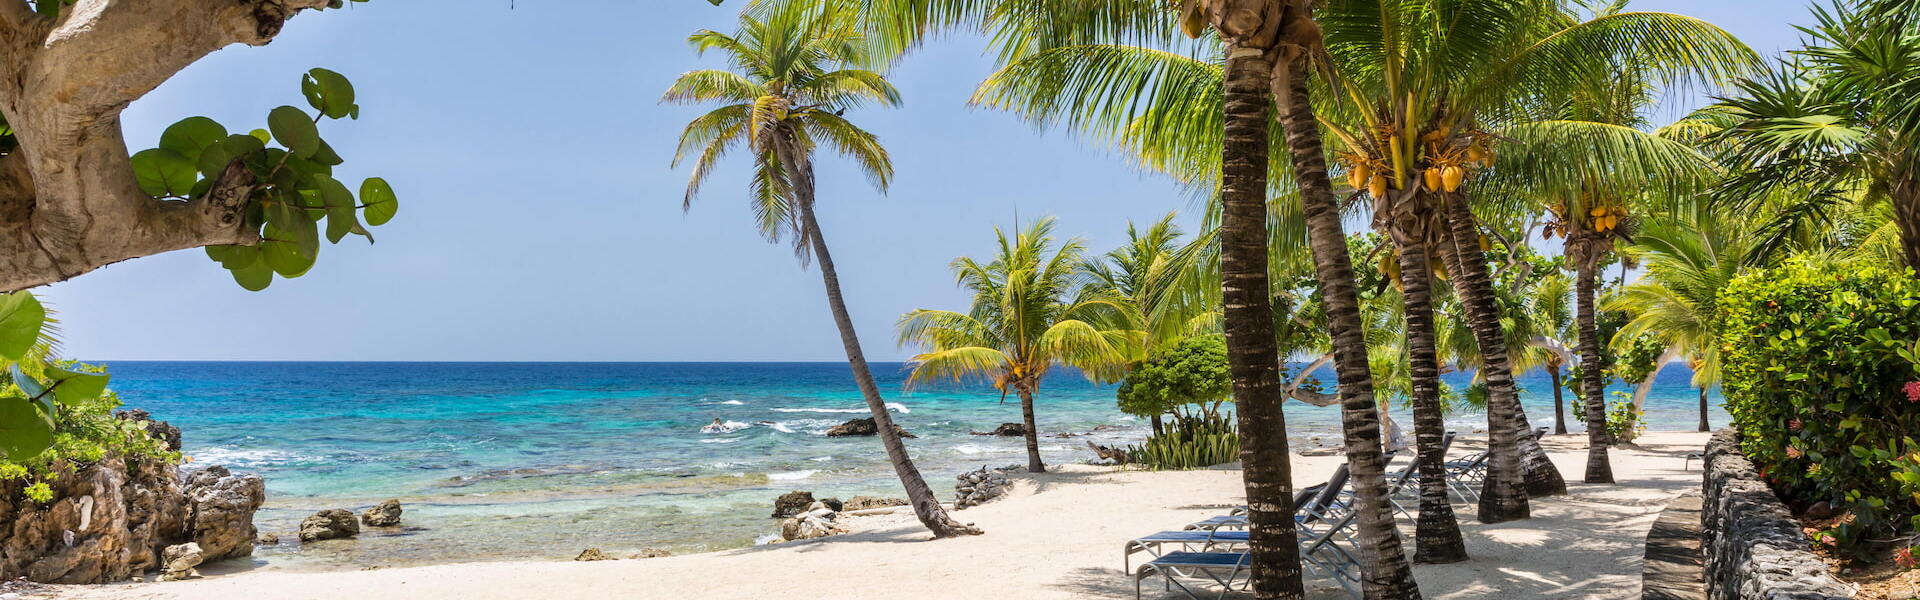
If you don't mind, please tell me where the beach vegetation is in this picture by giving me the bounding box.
[1124,413,1239,471]
[1720,258,1920,560]
[1115,334,1231,433]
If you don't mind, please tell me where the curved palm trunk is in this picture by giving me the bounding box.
[1550,364,1568,435]
[1276,58,1422,599]
[1016,386,1044,473]
[792,168,981,538]
[1697,386,1709,432]
[1574,243,1614,484]
[1895,178,1920,269]
[1436,193,1531,522]
[1391,226,1468,564]
[1218,46,1305,600]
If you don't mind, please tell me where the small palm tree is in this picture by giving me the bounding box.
[663,3,980,538]
[1522,274,1577,434]
[1606,213,1757,432]
[898,217,1144,473]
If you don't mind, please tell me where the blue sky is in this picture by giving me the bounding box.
[43,1,1816,361]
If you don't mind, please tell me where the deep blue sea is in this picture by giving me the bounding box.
[99,361,1726,569]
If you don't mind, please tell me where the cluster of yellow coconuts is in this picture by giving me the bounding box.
[1341,129,1494,198]
[1589,205,1624,232]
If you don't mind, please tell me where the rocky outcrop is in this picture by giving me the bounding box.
[158,543,203,582]
[824,418,915,439]
[778,502,845,542]
[361,499,402,527]
[954,466,1012,509]
[573,548,615,561]
[843,496,907,511]
[115,410,181,452]
[772,491,815,518]
[298,509,360,542]
[0,413,265,584]
[1701,429,1854,600]
[973,423,1027,437]
[181,465,265,560]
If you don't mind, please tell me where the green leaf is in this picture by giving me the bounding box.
[205,244,260,270]
[159,117,227,162]
[311,139,344,167]
[249,128,272,145]
[313,174,359,243]
[360,177,396,226]
[0,397,54,461]
[0,293,45,360]
[40,365,108,407]
[229,258,274,291]
[304,68,356,120]
[130,148,197,197]
[262,224,317,278]
[198,134,266,178]
[267,106,320,158]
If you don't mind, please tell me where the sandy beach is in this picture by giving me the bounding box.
[53,431,1708,600]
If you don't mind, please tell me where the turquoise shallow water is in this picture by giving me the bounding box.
[100,361,1725,569]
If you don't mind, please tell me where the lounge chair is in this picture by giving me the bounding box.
[1136,490,1365,600]
[1132,551,1249,600]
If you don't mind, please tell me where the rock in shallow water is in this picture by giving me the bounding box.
[298,509,360,542]
[771,491,815,518]
[823,418,915,438]
[573,548,615,561]
[361,499,402,527]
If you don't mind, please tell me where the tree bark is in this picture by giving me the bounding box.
[1550,364,1567,435]
[788,147,980,539]
[1573,235,1614,484]
[1276,57,1422,598]
[1389,216,1468,564]
[1219,44,1305,600]
[1016,386,1044,473]
[0,0,332,292]
[1435,192,1531,522]
[1697,385,1709,433]
[1894,177,1920,269]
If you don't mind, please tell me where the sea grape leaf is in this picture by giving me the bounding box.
[229,258,274,291]
[0,292,45,360]
[360,177,396,226]
[268,106,320,158]
[0,397,53,461]
[40,364,108,407]
[304,68,356,119]
[313,174,359,243]
[130,149,196,197]
[159,117,227,163]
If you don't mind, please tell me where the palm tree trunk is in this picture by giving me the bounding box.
[1017,386,1044,473]
[1151,414,1164,436]
[1218,45,1305,600]
[1574,240,1614,484]
[1550,364,1567,435]
[1894,177,1920,269]
[1697,385,1709,432]
[1436,193,1530,522]
[1275,57,1422,599]
[791,168,981,538]
[1391,224,1468,564]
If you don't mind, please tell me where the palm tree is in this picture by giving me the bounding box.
[1711,0,1920,268]
[663,3,979,538]
[1081,213,1218,351]
[1606,213,1756,433]
[897,217,1143,473]
[1522,274,1576,434]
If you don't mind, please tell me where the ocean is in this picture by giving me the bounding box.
[99,360,1726,569]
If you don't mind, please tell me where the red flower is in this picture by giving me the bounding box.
[1905,381,1920,403]
[1787,445,1804,459]
[1789,418,1804,431]
[1897,546,1917,570]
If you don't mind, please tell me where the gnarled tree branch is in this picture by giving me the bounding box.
[0,0,326,292]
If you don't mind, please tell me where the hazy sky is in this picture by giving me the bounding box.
[43,1,1817,361]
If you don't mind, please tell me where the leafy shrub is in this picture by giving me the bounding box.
[1719,258,1920,558]
[1605,392,1643,444]
[1,361,177,503]
[1125,413,1239,470]
[1116,335,1231,421]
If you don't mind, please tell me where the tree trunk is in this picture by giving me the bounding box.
[1435,192,1531,522]
[1697,385,1709,433]
[1390,225,1468,564]
[1550,364,1567,435]
[1151,414,1164,437]
[1017,386,1044,473]
[1276,57,1422,599]
[791,167,980,538]
[1573,239,1614,484]
[1218,45,1305,600]
[1894,177,1920,269]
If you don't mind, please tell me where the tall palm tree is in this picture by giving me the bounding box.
[663,3,979,538]
[897,217,1143,473]
[1081,213,1218,351]
[1522,273,1576,435]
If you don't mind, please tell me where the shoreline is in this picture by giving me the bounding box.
[53,431,1713,599]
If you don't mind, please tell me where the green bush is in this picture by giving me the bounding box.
[1719,258,1920,557]
[1,361,177,503]
[1116,335,1231,422]
[1125,413,1239,470]
[1605,392,1643,444]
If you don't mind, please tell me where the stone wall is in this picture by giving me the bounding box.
[1701,429,1855,600]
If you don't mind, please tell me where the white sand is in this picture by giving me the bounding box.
[55,430,1710,600]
